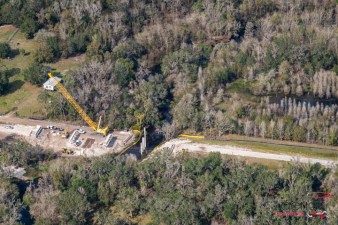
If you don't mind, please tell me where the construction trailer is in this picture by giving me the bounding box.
[104,134,115,147]
[69,130,80,144]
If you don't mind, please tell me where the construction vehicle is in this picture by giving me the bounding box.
[48,73,109,136]
[61,148,74,155]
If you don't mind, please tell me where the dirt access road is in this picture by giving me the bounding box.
[158,138,338,167]
[0,114,82,132]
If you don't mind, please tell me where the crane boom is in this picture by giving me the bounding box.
[48,73,108,136]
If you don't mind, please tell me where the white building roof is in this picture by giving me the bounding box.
[43,77,61,87]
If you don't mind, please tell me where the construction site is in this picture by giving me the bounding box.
[0,72,142,157]
[0,115,137,157]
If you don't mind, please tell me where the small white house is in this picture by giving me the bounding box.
[43,77,61,91]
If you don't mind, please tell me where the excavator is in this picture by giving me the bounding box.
[48,72,109,136]
[61,148,74,155]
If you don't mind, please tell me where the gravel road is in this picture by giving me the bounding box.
[159,138,338,167]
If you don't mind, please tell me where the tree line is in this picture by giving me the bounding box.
[1,138,338,225]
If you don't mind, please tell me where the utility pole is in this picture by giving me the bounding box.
[144,127,147,148]
[140,128,147,156]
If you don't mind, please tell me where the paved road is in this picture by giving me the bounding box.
[159,139,338,167]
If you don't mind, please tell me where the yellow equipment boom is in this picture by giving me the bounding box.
[48,73,108,136]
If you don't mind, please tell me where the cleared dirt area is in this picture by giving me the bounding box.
[0,115,135,157]
[0,132,7,140]
[158,138,338,167]
[0,124,34,136]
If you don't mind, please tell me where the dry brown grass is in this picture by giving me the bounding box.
[0,25,16,42]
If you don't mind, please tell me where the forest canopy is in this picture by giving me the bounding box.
[1,0,338,145]
[1,138,338,225]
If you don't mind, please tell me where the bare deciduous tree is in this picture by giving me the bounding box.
[161,121,178,140]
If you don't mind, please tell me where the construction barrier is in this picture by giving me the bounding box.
[179,134,205,139]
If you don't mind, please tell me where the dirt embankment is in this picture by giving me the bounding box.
[158,138,338,167]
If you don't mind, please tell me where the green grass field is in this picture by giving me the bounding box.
[191,137,338,161]
[0,25,85,118]
[46,54,86,74]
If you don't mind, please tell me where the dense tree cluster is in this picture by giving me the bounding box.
[0,68,9,95]
[0,136,56,168]
[0,176,22,225]
[0,42,11,58]
[23,63,48,86]
[242,97,338,145]
[1,0,338,144]
[0,137,56,224]
[1,138,338,225]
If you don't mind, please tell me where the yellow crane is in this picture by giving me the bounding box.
[48,72,109,136]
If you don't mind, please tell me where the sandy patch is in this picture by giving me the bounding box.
[0,24,16,32]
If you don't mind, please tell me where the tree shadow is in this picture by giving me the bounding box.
[4,80,24,95]
[6,68,21,78]
[0,134,17,144]
[9,49,20,58]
